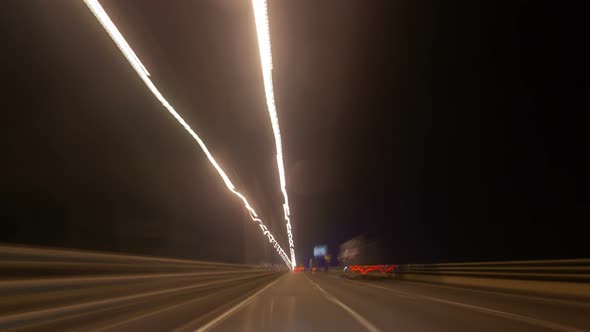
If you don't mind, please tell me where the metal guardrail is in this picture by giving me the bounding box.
[394,259,590,301]
[398,259,590,282]
[0,244,285,331]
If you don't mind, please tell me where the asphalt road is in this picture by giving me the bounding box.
[208,272,590,332]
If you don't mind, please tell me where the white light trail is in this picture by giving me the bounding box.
[252,0,297,268]
[83,0,291,268]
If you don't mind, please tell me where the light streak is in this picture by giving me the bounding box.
[83,0,291,268]
[252,0,296,268]
[348,265,398,275]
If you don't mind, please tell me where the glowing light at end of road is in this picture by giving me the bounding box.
[252,0,296,269]
[83,0,291,268]
[293,266,305,272]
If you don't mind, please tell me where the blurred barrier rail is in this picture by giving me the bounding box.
[396,259,590,301]
[0,244,285,331]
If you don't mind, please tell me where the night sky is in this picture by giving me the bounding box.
[1,1,587,265]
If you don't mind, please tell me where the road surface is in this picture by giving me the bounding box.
[207,272,590,332]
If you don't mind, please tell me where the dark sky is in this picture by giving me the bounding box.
[1,1,587,264]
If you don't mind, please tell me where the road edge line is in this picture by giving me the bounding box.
[350,281,585,332]
[400,280,590,308]
[194,273,285,332]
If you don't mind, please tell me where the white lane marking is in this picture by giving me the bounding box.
[351,281,586,332]
[305,275,381,332]
[332,274,590,309]
[194,274,285,332]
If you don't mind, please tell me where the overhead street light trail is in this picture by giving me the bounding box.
[252,0,297,268]
[83,0,291,268]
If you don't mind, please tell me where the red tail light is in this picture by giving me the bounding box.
[348,265,397,275]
